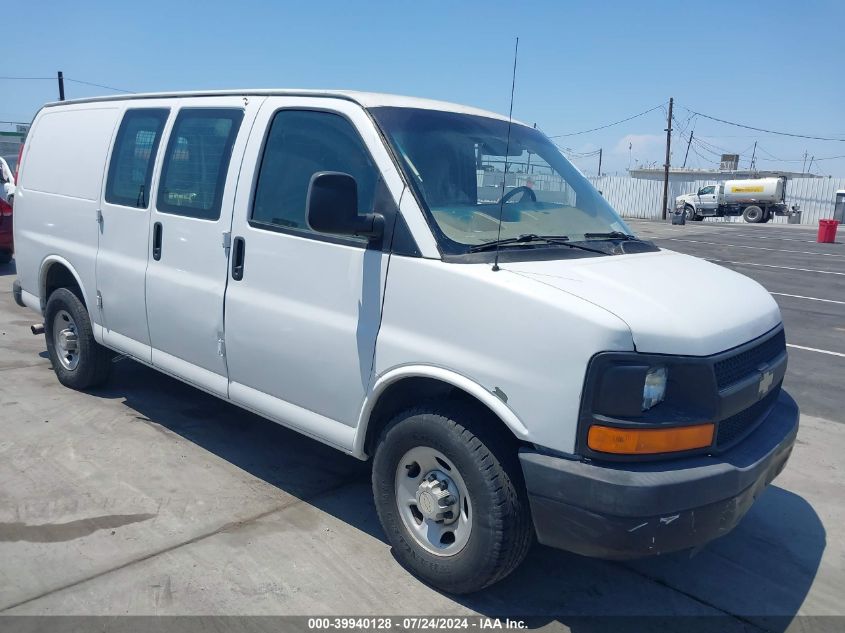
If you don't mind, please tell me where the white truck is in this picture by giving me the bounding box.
[676,177,798,223]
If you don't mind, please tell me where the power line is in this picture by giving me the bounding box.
[755,147,845,163]
[552,140,602,158]
[549,103,664,138]
[65,78,134,93]
[0,75,133,93]
[679,105,845,142]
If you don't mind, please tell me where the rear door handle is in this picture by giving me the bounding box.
[231,236,245,281]
[152,222,163,261]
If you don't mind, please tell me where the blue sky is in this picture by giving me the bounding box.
[5,0,845,175]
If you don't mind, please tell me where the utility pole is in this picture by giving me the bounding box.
[802,150,808,173]
[57,71,65,101]
[597,148,602,176]
[682,131,693,168]
[750,141,757,171]
[660,97,673,220]
[807,156,815,174]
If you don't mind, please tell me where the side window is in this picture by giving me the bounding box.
[251,110,378,237]
[105,109,168,208]
[156,108,244,220]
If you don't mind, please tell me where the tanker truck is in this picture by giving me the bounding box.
[675,177,799,223]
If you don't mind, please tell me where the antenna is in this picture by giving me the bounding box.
[492,36,519,272]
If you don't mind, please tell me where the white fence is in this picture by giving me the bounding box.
[586,176,845,225]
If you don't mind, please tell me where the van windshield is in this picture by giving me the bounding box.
[370,107,632,255]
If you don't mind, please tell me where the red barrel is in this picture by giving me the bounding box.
[817,219,839,243]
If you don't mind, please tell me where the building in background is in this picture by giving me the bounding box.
[627,167,818,182]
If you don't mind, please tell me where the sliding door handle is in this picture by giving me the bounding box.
[231,236,245,281]
[152,222,163,261]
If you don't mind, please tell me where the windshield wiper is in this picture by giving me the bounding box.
[582,231,640,241]
[469,234,607,255]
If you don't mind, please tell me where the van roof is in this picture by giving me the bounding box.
[42,89,521,124]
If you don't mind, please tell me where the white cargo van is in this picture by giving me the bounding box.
[12,90,798,593]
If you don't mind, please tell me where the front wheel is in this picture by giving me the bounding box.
[372,402,533,594]
[44,288,112,389]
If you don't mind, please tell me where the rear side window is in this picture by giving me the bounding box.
[251,110,377,236]
[105,109,169,208]
[156,108,243,220]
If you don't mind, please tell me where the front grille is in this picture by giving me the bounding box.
[714,329,786,389]
[716,383,781,448]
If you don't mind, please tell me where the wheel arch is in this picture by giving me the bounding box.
[39,255,91,313]
[352,365,530,460]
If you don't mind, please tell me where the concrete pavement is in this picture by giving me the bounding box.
[1,221,843,630]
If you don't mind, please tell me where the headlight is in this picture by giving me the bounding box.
[642,366,667,410]
[579,353,717,459]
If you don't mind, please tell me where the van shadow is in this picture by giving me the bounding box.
[452,485,824,631]
[92,360,824,630]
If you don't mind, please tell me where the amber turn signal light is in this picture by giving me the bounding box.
[587,423,714,455]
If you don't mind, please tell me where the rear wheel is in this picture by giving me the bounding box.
[743,205,764,223]
[372,401,533,594]
[44,288,112,389]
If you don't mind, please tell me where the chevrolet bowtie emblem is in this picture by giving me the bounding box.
[758,370,774,396]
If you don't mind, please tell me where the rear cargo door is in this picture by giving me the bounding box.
[144,96,262,397]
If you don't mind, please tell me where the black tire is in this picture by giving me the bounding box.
[0,250,11,264]
[743,205,764,223]
[372,401,533,594]
[44,287,112,389]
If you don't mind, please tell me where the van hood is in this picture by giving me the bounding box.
[503,249,781,356]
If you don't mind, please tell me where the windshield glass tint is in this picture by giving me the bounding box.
[371,107,631,253]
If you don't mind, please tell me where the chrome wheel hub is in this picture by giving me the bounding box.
[415,474,459,523]
[395,446,472,556]
[53,310,80,371]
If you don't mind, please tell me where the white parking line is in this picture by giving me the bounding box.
[706,233,822,244]
[787,344,845,358]
[707,259,845,275]
[667,238,845,257]
[629,222,839,248]
[770,292,845,305]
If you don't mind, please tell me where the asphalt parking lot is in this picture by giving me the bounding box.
[1,219,843,631]
[627,218,845,423]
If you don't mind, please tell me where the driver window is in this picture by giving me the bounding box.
[251,109,378,238]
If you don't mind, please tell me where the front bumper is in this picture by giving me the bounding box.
[519,389,799,559]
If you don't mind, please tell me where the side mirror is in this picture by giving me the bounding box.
[306,172,384,240]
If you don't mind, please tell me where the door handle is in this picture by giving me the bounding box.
[152,222,163,261]
[231,236,245,281]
